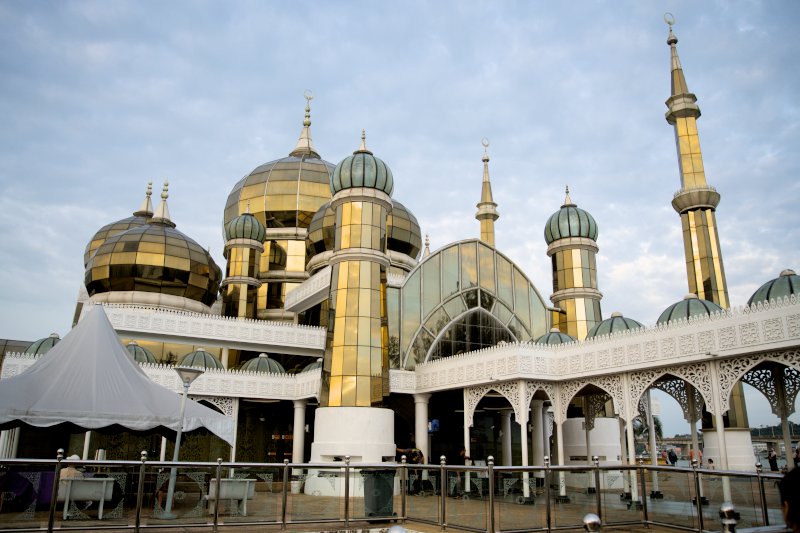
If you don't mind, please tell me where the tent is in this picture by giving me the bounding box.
[0,306,234,445]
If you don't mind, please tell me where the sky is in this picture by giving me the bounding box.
[0,1,798,437]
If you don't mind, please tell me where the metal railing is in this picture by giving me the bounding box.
[0,450,788,532]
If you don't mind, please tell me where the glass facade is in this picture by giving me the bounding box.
[681,208,729,308]
[396,239,549,369]
[673,116,707,190]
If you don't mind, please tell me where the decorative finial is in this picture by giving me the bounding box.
[303,89,313,127]
[359,129,367,151]
[135,181,154,216]
[664,12,678,45]
[481,137,490,162]
[146,182,152,198]
[151,180,174,226]
[664,12,675,27]
[563,185,573,206]
[423,234,431,257]
[245,201,251,214]
[161,180,169,200]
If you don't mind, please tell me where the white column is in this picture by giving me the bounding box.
[463,389,472,493]
[230,398,239,463]
[82,431,91,460]
[160,436,168,462]
[709,361,732,502]
[501,410,513,466]
[687,389,705,501]
[543,404,551,466]
[619,418,631,495]
[556,419,567,498]
[221,347,229,369]
[414,393,431,464]
[292,400,307,464]
[531,400,544,472]
[10,428,19,459]
[777,372,794,470]
[518,382,530,499]
[585,408,595,490]
[646,391,659,493]
[625,419,639,502]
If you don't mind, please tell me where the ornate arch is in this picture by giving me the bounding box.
[464,381,521,427]
[627,362,713,417]
[558,375,623,424]
[717,349,800,414]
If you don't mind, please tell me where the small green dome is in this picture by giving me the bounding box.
[225,212,266,243]
[657,294,723,325]
[748,269,800,306]
[544,188,598,245]
[301,358,323,372]
[535,328,576,345]
[586,312,643,339]
[240,353,286,373]
[330,132,394,196]
[126,341,157,364]
[178,348,223,370]
[25,333,60,355]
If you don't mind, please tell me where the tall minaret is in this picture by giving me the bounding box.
[664,15,729,308]
[475,138,499,246]
[308,131,395,468]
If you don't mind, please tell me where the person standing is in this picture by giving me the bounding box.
[668,449,678,466]
[793,447,799,468]
[770,448,780,472]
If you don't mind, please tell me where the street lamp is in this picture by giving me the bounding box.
[162,366,204,519]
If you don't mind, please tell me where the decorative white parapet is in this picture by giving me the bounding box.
[284,266,331,313]
[0,355,321,401]
[95,303,326,356]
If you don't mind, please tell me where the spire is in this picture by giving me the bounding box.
[664,13,700,126]
[354,128,373,154]
[475,138,499,246]
[289,90,320,158]
[562,185,575,207]
[151,181,176,227]
[133,182,153,217]
[666,14,690,98]
[423,234,431,257]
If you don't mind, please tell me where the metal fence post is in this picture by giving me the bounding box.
[440,455,447,530]
[213,458,222,531]
[593,456,602,521]
[720,502,739,533]
[583,512,602,532]
[755,462,768,526]
[344,456,351,528]
[487,455,495,533]
[544,456,552,533]
[401,455,407,521]
[47,448,64,533]
[134,450,147,533]
[280,459,289,530]
[692,459,704,533]
[638,457,649,523]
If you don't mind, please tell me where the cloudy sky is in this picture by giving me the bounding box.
[1,1,798,437]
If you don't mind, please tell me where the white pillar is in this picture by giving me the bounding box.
[532,400,545,479]
[619,418,631,495]
[646,391,659,493]
[10,428,19,459]
[625,419,639,502]
[292,400,307,464]
[501,410,513,466]
[709,361,732,502]
[414,393,431,464]
[585,409,595,490]
[556,419,567,498]
[463,389,472,493]
[520,412,530,498]
[230,398,239,463]
[160,436,167,462]
[777,371,794,470]
[82,431,91,460]
[221,347,229,369]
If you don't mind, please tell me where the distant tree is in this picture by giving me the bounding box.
[633,416,664,442]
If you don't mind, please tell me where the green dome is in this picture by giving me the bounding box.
[126,341,157,364]
[544,189,598,245]
[535,328,576,345]
[25,333,60,355]
[586,312,643,339]
[657,294,723,325]
[748,269,800,306]
[225,212,266,243]
[240,353,285,373]
[330,133,394,196]
[301,358,323,372]
[178,348,223,370]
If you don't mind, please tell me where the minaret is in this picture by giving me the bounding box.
[544,186,602,340]
[308,131,395,469]
[221,204,266,319]
[664,15,729,308]
[475,138,499,246]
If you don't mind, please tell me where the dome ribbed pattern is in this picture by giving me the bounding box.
[586,313,643,338]
[535,328,576,345]
[25,333,60,355]
[225,212,266,243]
[387,200,422,258]
[126,342,157,364]
[544,205,598,245]
[748,269,800,306]
[240,354,286,373]
[178,349,223,370]
[331,151,394,196]
[657,294,723,324]
[307,202,335,256]
[301,358,323,372]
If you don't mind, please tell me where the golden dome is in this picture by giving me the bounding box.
[84,183,153,266]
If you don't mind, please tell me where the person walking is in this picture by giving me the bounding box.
[793,447,799,468]
[769,448,780,472]
[668,449,678,466]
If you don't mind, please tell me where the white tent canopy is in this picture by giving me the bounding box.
[0,306,234,445]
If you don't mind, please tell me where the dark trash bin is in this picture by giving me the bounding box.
[361,469,395,517]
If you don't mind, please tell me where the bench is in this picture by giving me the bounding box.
[57,478,114,520]
[205,478,255,516]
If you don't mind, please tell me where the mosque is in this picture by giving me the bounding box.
[2,20,800,501]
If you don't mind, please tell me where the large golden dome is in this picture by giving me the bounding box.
[85,184,222,308]
[223,98,334,230]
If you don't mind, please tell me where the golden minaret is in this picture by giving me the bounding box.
[665,16,729,308]
[475,138,499,246]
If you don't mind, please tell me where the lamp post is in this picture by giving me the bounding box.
[162,366,204,519]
